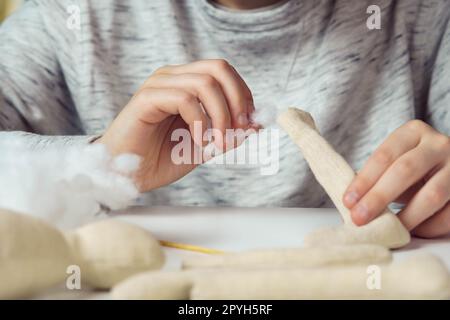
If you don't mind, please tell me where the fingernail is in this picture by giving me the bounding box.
[203,143,215,162]
[354,203,369,222]
[344,191,359,206]
[236,130,247,145]
[226,134,235,148]
[203,143,223,162]
[248,99,255,113]
[213,131,224,150]
[237,113,249,127]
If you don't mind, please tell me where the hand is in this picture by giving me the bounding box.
[343,120,450,238]
[97,59,255,192]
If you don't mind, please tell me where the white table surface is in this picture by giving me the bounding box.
[38,206,450,300]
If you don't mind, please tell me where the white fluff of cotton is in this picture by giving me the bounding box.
[0,140,140,229]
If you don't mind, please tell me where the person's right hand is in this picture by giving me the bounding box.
[96,59,255,192]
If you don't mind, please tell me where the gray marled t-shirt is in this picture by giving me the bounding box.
[0,0,449,207]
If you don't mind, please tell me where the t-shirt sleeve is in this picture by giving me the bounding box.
[427,9,450,135]
[0,0,93,148]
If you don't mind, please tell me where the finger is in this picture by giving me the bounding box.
[132,88,208,147]
[228,64,255,118]
[413,202,450,238]
[397,163,450,230]
[145,73,232,149]
[394,180,424,204]
[399,134,450,204]
[156,60,254,129]
[343,120,429,208]
[350,143,443,225]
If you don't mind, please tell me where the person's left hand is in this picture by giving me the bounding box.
[343,120,450,238]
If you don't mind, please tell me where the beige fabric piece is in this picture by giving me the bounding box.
[277,108,410,249]
[182,244,391,269]
[111,270,194,300]
[191,254,450,300]
[0,210,165,297]
[66,219,165,289]
[0,209,72,299]
[303,219,409,249]
[112,254,450,300]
